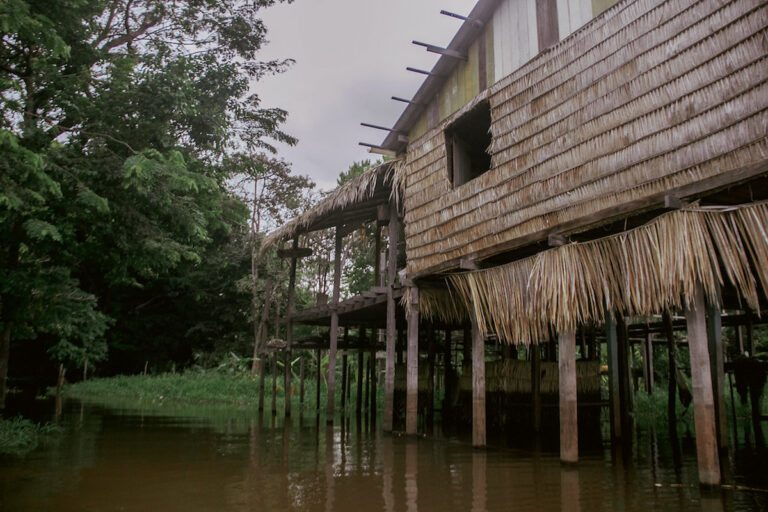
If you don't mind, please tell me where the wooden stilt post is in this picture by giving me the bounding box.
[369,347,377,422]
[427,324,436,427]
[357,328,365,415]
[316,348,321,412]
[617,316,632,433]
[284,237,299,418]
[258,357,266,411]
[606,314,622,440]
[327,227,342,423]
[471,312,486,447]
[706,300,727,450]
[341,345,349,414]
[406,287,419,435]
[686,284,721,486]
[644,331,655,394]
[443,330,453,412]
[559,330,578,463]
[271,353,277,415]
[384,204,400,432]
[299,356,305,408]
[532,344,542,433]
[662,311,677,422]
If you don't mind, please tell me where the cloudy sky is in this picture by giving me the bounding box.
[256,0,475,190]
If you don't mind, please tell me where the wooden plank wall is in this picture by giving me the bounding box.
[403,0,768,277]
[557,0,593,39]
[493,0,539,79]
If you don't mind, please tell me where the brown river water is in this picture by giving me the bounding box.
[1,399,767,511]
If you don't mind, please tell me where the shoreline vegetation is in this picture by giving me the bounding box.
[0,417,61,456]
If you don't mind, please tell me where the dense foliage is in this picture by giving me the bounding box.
[0,0,314,406]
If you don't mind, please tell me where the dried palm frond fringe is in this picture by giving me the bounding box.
[445,202,768,345]
[261,158,404,252]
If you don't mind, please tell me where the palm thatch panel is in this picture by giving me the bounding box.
[444,203,768,345]
[401,0,768,276]
[262,158,403,251]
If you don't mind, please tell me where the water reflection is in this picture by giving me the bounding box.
[1,399,767,512]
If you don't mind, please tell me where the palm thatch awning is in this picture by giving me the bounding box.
[262,159,404,251]
[409,202,768,345]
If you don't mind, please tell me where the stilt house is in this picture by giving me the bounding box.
[265,0,768,486]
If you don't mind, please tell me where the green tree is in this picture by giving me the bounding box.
[0,0,296,405]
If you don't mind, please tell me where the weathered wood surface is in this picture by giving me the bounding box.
[706,301,728,449]
[406,287,420,435]
[384,206,400,432]
[326,228,342,422]
[472,315,486,447]
[559,330,578,463]
[606,314,621,439]
[686,284,721,486]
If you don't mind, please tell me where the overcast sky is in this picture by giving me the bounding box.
[255,0,475,190]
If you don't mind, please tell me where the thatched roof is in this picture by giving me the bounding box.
[420,202,768,345]
[262,158,404,251]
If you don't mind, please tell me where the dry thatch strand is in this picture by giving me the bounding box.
[446,202,768,345]
[261,158,403,251]
[402,286,468,326]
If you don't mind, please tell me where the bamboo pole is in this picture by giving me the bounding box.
[369,348,377,423]
[406,287,419,435]
[384,205,400,432]
[559,330,578,463]
[327,227,342,423]
[686,283,721,486]
[472,313,486,447]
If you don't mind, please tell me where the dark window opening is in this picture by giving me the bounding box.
[445,100,492,187]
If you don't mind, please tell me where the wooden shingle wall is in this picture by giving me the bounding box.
[404,0,768,276]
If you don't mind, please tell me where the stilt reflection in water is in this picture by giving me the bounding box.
[472,451,487,512]
[405,439,418,512]
[560,467,580,512]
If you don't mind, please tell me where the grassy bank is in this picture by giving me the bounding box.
[64,369,379,414]
[0,417,61,456]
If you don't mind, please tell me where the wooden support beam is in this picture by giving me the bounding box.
[285,237,299,419]
[547,233,566,247]
[617,316,633,431]
[369,347,377,422]
[664,194,683,209]
[532,345,542,432]
[356,341,364,414]
[535,0,560,50]
[299,356,305,407]
[359,142,398,157]
[326,228,343,423]
[471,313,486,447]
[391,96,425,106]
[406,287,420,435]
[459,258,478,270]
[277,247,313,259]
[384,205,400,432]
[643,331,654,393]
[341,349,348,413]
[559,330,578,463]
[316,348,321,412]
[271,353,278,415]
[412,40,467,60]
[606,314,622,439]
[686,284,721,486]
[440,9,484,26]
[706,300,728,450]
[258,358,266,412]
